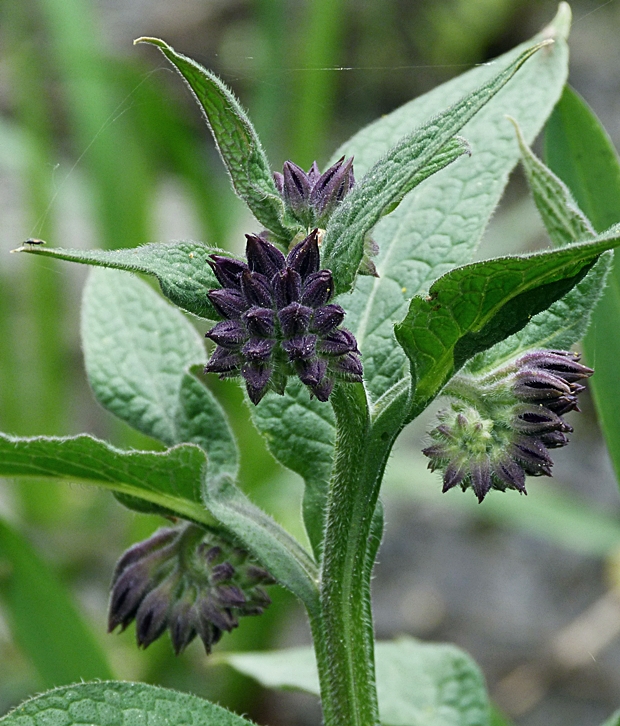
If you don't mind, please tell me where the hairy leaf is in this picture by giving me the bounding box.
[0,518,113,688]
[0,681,253,725]
[467,120,611,373]
[334,6,570,406]
[135,37,292,241]
[545,86,620,486]
[14,241,223,319]
[221,637,490,726]
[395,228,620,418]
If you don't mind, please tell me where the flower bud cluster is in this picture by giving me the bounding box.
[273,157,355,229]
[423,350,593,502]
[108,524,275,654]
[205,230,362,404]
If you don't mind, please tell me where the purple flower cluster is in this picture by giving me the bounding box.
[274,156,355,228]
[108,524,274,654]
[423,350,593,502]
[205,230,362,404]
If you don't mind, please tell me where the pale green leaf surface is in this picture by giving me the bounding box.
[0,519,113,689]
[0,681,253,725]
[323,41,549,293]
[332,7,569,406]
[15,241,222,319]
[222,637,490,726]
[395,229,620,417]
[467,123,611,374]
[545,86,620,486]
[0,432,318,608]
[136,37,292,241]
[600,710,620,726]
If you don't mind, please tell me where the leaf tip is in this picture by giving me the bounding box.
[134,36,165,48]
[544,2,572,42]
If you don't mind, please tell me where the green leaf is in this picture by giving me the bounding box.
[600,710,620,726]
[0,518,113,689]
[14,241,224,319]
[251,379,335,559]
[81,268,237,477]
[0,432,212,525]
[135,36,292,242]
[333,6,569,406]
[544,85,620,485]
[221,637,490,726]
[395,228,620,418]
[323,135,471,293]
[0,432,319,609]
[0,681,254,725]
[467,120,611,374]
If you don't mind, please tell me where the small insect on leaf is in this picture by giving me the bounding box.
[24,238,46,246]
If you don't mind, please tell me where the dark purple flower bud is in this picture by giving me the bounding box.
[282,161,313,215]
[513,368,572,402]
[310,304,345,334]
[242,338,275,362]
[169,601,196,656]
[240,270,273,308]
[272,171,284,195]
[208,256,248,289]
[301,270,334,307]
[332,352,363,381]
[442,462,465,493]
[243,307,275,338]
[310,156,355,219]
[204,347,242,375]
[245,233,286,278]
[538,430,570,449]
[135,580,174,648]
[306,161,321,185]
[108,561,154,632]
[296,357,328,387]
[317,329,359,357]
[242,363,272,404]
[287,230,320,279]
[283,335,317,361]
[494,459,526,493]
[278,303,313,337]
[470,460,492,503]
[208,289,246,320]
[516,350,593,383]
[200,597,238,633]
[273,268,302,308]
[211,562,235,583]
[244,565,277,586]
[215,584,247,608]
[512,405,571,435]
[110,527,177,586]
[205,320,246,349]
[511,436,553,476]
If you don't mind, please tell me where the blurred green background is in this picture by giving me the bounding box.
[2,1,620,725]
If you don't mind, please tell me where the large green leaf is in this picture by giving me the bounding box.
[333,5,570,407]
[395,228,620,418]
[0,432,319,610]
[0,518,113,689]
[14,241,223,319]
[0,681,253,725]
[81,268,237,479]
[322,41,549,294]
[467,120,611,374]
[221,637,490,726]
[544,86,620,484]
[135,37,292,242]
[601,710,620,726]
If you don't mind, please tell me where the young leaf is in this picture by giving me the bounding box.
[0,432,319,609]
[0,518,114,688]
[14,241,223,319]
[395,228,620,418]
[544,86,620,485]
[221,637,490,726]
[467,121,611,374]
[0,681,254,725]
[333,6,569,405]
[135,37,293,242]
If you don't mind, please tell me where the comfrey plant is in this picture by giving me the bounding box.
[3,4,620,726]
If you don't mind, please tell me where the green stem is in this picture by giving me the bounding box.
[314,383,409,725]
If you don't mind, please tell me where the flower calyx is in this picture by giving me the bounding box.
[274,156,355,229]
[108,523,275,654]
[423,349,593,502]
[205,230,363,404]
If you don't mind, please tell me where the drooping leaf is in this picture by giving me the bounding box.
[0,432,319,610]
[0,681,254,725]
[322,39,551,294]
[135,37,293,242]
[544,85,620,485]
[467,120,611,374]
[395,228,620,418]
[332,5,570,406]
[221,637,490,726]
[14,241,224,319]
[0,518,113,689]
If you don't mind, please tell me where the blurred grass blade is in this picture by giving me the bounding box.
[0,517,113,688]
[544,86,620,483]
